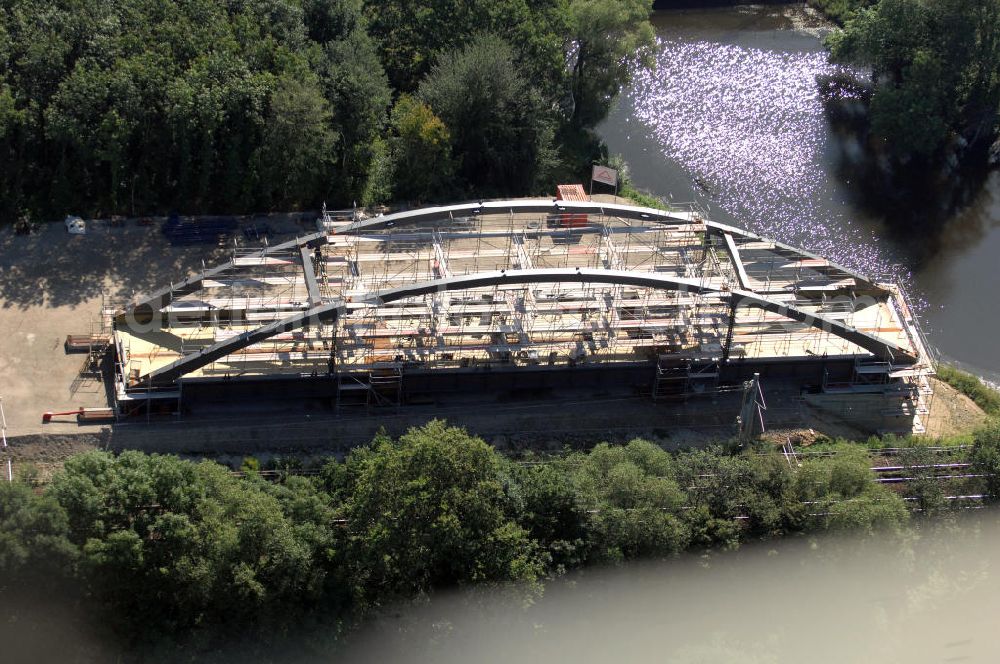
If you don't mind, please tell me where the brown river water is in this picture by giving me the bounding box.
[597,6,1000,381]
[341,514,1000,663]
[12,514,999,662]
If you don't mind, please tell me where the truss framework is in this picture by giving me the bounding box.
[114,200,934,418]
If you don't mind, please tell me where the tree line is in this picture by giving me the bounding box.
[822,0,1000,221]
[6,418,1000,653]
[0,0,656,221]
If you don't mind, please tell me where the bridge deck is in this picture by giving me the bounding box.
[115,203,927,387]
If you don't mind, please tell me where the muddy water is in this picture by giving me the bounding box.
[597,6,1000,380]
[10,515,1000,663]
[341,514,1000,663]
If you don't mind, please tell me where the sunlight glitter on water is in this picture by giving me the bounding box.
[629,39,895,282]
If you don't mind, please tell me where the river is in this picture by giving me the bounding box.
[596,5,1000,381]
[341,513,1000,663]
[339,20,1000,656]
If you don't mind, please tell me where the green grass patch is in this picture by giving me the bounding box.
[936,364,1000,416]
[618,183,669,210]
[798,434,913,454]
[807,0,874,25]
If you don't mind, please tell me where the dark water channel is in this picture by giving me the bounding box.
[597,6,1000,380]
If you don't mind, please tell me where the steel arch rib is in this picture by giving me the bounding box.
[335,198,685,235]
[145,268,915,386]
[335,199,877,288]
[124,231,329,319]
[127,199,877,320]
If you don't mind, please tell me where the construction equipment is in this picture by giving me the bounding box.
[42,409,84,423]
[42,407,115,424]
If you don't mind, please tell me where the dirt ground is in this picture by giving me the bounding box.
[761,377,990,448]
[0,215,314,439]
[923,377,990,438]
[2,432,108,483]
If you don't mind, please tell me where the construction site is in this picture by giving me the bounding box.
[100,192,936,438]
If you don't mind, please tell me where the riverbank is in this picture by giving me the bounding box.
[338,511,1000,663]
[3,417,1000,660]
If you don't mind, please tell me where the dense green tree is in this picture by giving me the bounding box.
[827,449,874,498]
[317,26,392,202]
[339,421,546,605]
[807,0,876,25]
[970,419,1000,502]
[829,0,1000,161]
[793,446,910,533]
[740,454,795,534]
[362,0,569,98]
[0,0,654,220]
[359,136,394,206]
[514,461,589,570]
[419,34,557,196]
[675,449,797,536]
[825,493,909,533]
[0,0,394,218]
[685,505,742,551]
[5,420,970,646]
[302,0,365,44]
[568,440,690,561]
[389,94,454,202]
[568,0,656,126]
[49,451,324,633]
[898,445,947,516]
[258,73,338,206]
[0,481,77,592]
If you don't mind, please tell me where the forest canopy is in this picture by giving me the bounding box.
[0,0,656,220]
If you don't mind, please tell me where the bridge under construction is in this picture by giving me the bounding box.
[111,198,936,435]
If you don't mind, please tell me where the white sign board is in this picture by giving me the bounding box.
[591,165,618,187]
[64,215,86,235]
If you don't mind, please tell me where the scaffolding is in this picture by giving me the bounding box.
[113,200,936,434]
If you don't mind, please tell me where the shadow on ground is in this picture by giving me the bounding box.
[0,214,311,309]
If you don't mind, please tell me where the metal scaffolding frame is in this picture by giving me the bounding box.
[113,200,936,432]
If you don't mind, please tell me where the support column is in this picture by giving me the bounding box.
[722,298,738,364]
[300,245,322,307]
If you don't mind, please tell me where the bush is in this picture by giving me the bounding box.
[970,420,1000,501]
[825,494,909,533]
[339,421,546,604]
